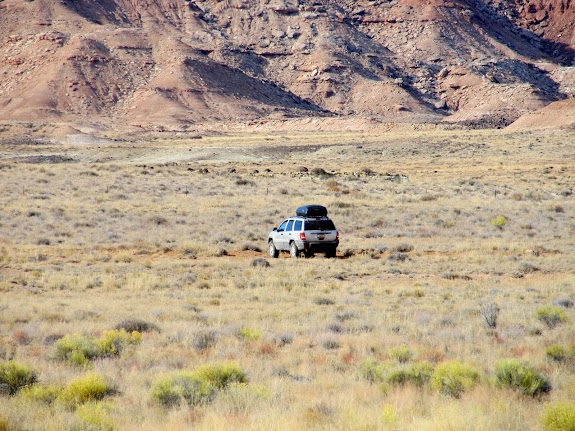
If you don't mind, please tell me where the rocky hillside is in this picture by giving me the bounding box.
[0,0,574,130]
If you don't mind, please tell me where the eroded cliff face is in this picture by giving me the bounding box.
[0,0,573,128]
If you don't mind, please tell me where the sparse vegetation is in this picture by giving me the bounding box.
[1,129,574,429]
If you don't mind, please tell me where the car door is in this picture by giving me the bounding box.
[285,220,294,247]
[275,220,289,250]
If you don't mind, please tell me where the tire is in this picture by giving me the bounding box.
[268,240,279,258]
[290,242,300,258]
[325,248,336,258]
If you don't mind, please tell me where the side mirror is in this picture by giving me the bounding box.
[273,227,277,231]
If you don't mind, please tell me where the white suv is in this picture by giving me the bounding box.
[268,205,339,258]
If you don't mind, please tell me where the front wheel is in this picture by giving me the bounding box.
[290,242,300,258]
[269,241,279,258]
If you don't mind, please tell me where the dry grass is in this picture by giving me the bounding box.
[0,127,574,430]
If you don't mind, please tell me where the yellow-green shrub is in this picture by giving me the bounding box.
[195,363,247,390]
[388,344,412,363]
[21,384,62,404]
[536,306,569,329]
[494,359,551,396]
[151,363,248,408]
[431,360,481,398]
[546,344,574,362]
[58,373,113,408]
[54,330,141,367]
[541,402,575,431]
[0,361,37,395]
[359,360,433,387]
[236,326,261,341]
[76,401,115,431]
[151,371,216,407]
[385,362,432,387]
[97,329,142,356]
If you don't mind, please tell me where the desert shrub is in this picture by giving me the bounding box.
[360,360,433,387]
[314,297,335,305]
[490,215,507,228]
[97,329,142,357]
[335,311,357,322]
[54,334,100,367]
[552,298,574,308]
[322,338,340,350]
[546,344,573,362]
[149,215,168,225]
[151,372,215,407]
[441,272,472,280]
[384,362,433,388]
[388,344,412,363]
[236,326,261,341]
[402,362,434,387]
[241,243,262,252]
[537,306,569,328]
[359,359,387,383]
[272,332,294,346]
[54,330,141,366]
[76,401,115,431]
[541,402,575,431]
[195,363,247,390]
[392,243,413,253]
[235,178,255,186]
[431,360,481,398]
[0,361,37,395]
[58,373,113,408]
[151,364,246,408]
[480,301,499,329]
[114,319,159,333]
[387,253,409,262]
[494,359,551,396]
[20,384,62,404]
[0,418,7,431]
[192,330,218,351]
[251,258,270,268]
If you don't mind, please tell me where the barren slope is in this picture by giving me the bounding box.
[0,0,574,129]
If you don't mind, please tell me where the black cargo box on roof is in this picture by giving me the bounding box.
[296,205,328,217]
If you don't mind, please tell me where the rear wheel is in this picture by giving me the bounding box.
[290,242,300,258]
[268,241,279,258]
[325,248,336,258]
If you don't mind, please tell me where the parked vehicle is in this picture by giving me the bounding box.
[268,205,339,258]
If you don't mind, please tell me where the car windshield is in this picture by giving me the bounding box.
[305,219,335,231]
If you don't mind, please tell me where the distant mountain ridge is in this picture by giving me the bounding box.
[0,0,574,129]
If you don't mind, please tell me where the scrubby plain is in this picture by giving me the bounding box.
[0,128,574,430]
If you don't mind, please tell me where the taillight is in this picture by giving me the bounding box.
[336,231,339,240]
[300,232,306,240]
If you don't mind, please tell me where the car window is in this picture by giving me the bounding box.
[294,220,302,231]
[286,220,294,231]
[278,221,288,232]
[305,219,336,231]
